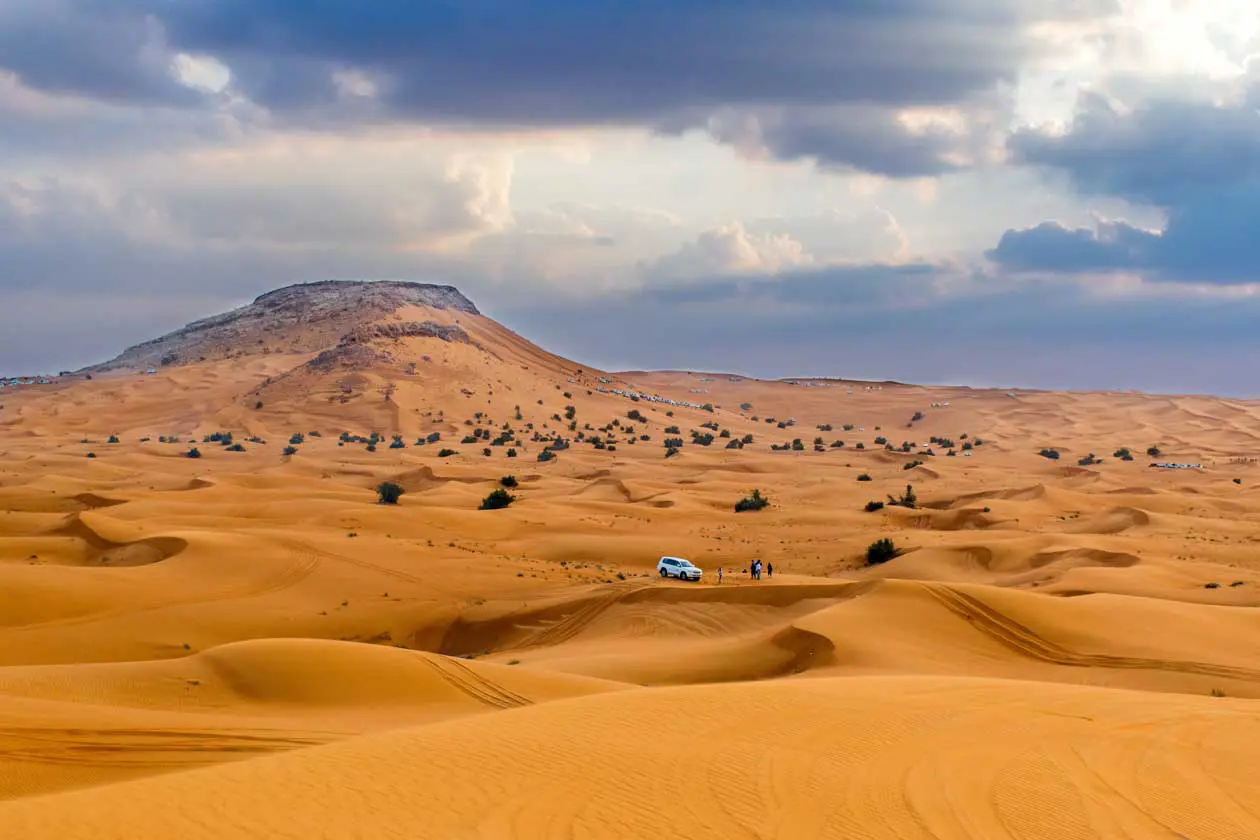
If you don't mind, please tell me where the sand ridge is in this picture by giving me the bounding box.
[4,287,1260,835]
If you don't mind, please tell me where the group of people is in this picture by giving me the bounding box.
[715,560,773,583]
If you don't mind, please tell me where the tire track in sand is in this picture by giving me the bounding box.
[420,655,532,710]
[923,583,1260,682]
[512,582,646,650]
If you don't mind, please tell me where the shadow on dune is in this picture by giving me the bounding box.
[45,514,188,567]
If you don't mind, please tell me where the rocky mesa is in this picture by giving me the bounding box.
[84,280,481,373]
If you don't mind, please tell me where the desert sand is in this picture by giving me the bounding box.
[3,281,1260,837]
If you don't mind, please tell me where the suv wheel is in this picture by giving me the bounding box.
[660,568,669,578]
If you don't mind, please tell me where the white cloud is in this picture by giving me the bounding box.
[642,222,814,283]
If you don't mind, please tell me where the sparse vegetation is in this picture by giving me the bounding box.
[437,448,457,458]
[864,500,885,512]
[857,473,872,482]
[903,460,924,471]
[1147,445,1162,457]
[186,447,201,459]
[887,484,917,509]
[538,449,557,463]
[108,434,120,444]
[283,446,298,456]
[500,475,519,488]
[1039,448,1061,460]
[866,538,901,565]
[1078,453,1101,466]
[226,443,246,452]
[480,488,516,510]
[734,489,769,512]
[376,482,405,505]
[1113,447,1133,460]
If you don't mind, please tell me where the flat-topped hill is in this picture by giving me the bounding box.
[85,281,480,373]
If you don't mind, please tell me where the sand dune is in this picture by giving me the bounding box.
[5,676,1260,839]
[5,283,1260,835]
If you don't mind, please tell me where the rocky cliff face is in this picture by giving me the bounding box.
[86,281,480,372]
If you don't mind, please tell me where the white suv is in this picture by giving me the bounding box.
[657,556,703,581]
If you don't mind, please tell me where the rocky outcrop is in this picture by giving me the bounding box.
[85,281,480,372]
[339,321,473,346]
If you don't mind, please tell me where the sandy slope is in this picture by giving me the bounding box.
[4,676,1260,839]
[4,299,1260,835]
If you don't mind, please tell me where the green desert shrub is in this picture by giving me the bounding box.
[500,475,519,488]
[866,538,901,565]
[864,500,885,512]
[376,482,404,505]
[734,489,769,512]
[480,488,516,510]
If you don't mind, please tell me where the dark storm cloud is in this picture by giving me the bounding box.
[993,89,1260,282]
[0,0,1117,175]
[1009,92,1260,206]
[0,0,199,106]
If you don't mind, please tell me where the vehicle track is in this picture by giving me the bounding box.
[513,582,645,650]
[0,726,334,768]
[923,583,1260,682]
[420,656,532,710]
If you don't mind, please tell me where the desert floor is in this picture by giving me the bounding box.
[3,316,1260,837]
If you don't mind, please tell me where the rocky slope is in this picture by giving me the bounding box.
[85,281,480,373]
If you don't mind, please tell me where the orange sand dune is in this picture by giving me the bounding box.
[4,283,1260,836]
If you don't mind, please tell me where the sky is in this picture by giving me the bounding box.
[1,0,1259,394]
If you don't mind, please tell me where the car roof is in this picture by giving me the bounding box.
[660,556,690,563]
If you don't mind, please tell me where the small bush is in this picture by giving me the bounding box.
[665,446,680,458]
[437,448,457,458]
[857,473,872,482]
[108,434,120,444]
[903,460,924,471]
[480,488,516,510]
[289,433,305,445]
[86,452,97,459]
[373,482,403,504]
[500,475,519,488]
[538,449,557,463]
[734,489,769,512]
[1205,582,1220,589]
[507,448,518,458]
[1234,478,1242,485]
[887,483,917,509]
[864,500,885,512]
[226,443,246,452]
[283,446,298,456]
[1039,448,1061,460]
[1147,445,1162,457]
[186,447,201,459]
[866,538,901,565]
